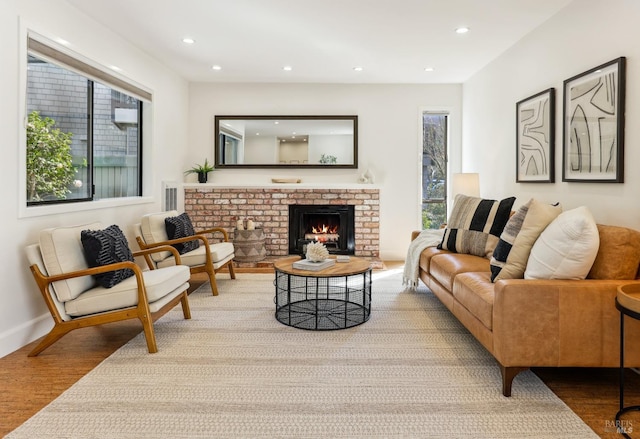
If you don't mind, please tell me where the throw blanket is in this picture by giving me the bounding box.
[402,228,445,290]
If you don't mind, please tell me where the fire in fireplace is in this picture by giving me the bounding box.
[304,215,340,244]
[289,205,355,255]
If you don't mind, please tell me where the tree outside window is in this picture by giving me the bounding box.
[422,113,448,229]
[26,111,78,202]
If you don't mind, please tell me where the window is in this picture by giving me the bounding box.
[421,112,448,229]
[26,36,149,206]
[218,131,241,165]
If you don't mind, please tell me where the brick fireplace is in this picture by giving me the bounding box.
[184,186,379,259]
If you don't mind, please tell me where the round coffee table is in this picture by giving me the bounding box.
[274,256,372,330]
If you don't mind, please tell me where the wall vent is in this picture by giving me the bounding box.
[162,181,178,211]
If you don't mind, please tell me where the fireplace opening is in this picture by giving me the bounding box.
[289,205,355,255]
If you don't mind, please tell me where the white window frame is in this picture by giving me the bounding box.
[18,26,155,218]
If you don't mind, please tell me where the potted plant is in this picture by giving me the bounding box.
[185,158,214,183]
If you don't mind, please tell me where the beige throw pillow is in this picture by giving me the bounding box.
[491,199,562,281]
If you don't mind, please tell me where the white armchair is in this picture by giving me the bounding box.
[134,211,236,296]
[25,222,191,356]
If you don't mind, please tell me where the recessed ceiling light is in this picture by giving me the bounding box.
[212,65,222,71]
[353,66,364,72]
[283,66,293,71]
[455,27,470,34]
[424,67,434,72]
[55,38,70,46]
[182,37,195,44]
[109,65,122,72]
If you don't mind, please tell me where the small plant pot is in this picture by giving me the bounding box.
[197,171,208,183]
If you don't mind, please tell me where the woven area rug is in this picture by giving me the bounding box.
[7,270,597,438]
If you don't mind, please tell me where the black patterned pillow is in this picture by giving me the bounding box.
[489,200,531,281]
[438,194,516,258]
[81,224,135,288]
[165,212,200,254]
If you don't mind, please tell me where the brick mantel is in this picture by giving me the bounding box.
[184,187,380,257]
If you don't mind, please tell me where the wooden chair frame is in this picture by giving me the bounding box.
[28,245,191,357]
[136,227,236,296]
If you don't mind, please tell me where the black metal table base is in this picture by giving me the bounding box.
[616,297,640,438]
[276,298,369,330]
[616,405,640,438]
[274,269,372,331]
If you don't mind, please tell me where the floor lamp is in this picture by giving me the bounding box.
[451,173,480,199]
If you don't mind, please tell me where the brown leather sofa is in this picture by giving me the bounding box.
[411,224,640,396]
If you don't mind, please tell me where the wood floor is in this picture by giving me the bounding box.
[2,268,640,438]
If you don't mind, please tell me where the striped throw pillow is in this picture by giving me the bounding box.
[490,199,562,282]
[489,200,531,281]
[438,194,516,258]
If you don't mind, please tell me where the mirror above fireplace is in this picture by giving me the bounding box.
[214,115,358,169]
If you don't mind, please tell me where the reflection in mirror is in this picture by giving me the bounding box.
[215,116,358,168]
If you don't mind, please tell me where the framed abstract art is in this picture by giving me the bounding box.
[516,88,555,183]
[562,57,626,182]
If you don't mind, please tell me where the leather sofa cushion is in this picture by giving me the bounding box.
[430,253,490,291]
[588,224,640,280]
[419,247,451,274]
[453,272,494,330]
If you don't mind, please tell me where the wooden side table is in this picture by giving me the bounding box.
[615,283,640,438]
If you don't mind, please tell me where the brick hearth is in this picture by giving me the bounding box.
[184,187,380,260]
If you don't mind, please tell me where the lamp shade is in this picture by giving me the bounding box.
[451,173,480,198]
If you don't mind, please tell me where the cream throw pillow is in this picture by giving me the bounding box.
[524,206,599,280]
[492,199,562,281]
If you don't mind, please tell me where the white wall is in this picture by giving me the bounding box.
[309,134,353,164]
[188,83,463,260]
[0,0,189,357]
[463,0,640,228]
[245,136,278,163]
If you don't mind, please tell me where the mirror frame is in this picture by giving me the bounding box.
[214,115,358,169]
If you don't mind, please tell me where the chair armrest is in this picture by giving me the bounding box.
[29,260,153,311]
[133,245,182,265]
[33,260,143,284]
[139,235,209,248]
[197,227,230,242]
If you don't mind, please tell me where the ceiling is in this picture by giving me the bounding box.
[65,0,573,84]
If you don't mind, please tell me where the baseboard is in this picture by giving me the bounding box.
[0,313,51,358]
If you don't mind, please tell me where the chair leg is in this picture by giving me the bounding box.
[180,292,192,319]
[228,260,236,280]
[138,312,158,353]
[208,270,219,296]
[28,323,75,357]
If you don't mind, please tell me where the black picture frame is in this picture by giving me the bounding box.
[562,57,626,182]
[516,88,555,183]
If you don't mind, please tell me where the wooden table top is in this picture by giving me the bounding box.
[273,255,372,277]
